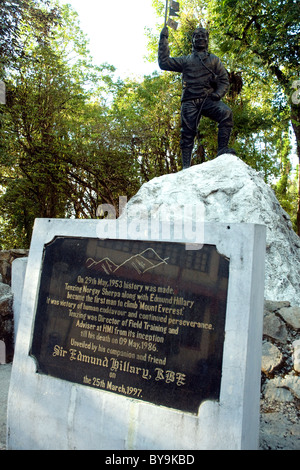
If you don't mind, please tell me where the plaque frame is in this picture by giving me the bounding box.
[8,219,266,450]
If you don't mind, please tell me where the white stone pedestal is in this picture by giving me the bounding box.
[7,218,266,450]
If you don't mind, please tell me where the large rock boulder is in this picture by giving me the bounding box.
[122,154,300,306]
[0,282,13,362]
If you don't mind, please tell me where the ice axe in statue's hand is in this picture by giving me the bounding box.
[164,0,169,27]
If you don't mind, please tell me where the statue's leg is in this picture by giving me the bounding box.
[180,100,199,169]
[217,125,236,157]
[202,99,236,157]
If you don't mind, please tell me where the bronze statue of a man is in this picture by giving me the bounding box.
[158,26,236,169]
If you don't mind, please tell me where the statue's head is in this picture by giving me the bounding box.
[192,27,209,52]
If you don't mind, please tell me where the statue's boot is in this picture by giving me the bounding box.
[217,126,236,157]
[182,147,193,169]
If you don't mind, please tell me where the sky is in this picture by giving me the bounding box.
[59,0,161,78]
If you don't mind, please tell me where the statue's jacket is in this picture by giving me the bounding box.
[158,34,229,102]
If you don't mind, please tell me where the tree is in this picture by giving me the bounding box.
[0,3,139,247]
[208,0,300,234]
[110,73,182,180]
[0,0,60,75]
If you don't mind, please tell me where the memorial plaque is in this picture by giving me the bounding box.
[30,237,229,414]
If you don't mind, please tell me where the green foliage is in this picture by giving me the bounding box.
[148,0,299,231]
[0,0,299,248]
[0,0,61,75]
[111,73,182,180]
[0,1,139,247]
[207,0,300,233]
[210,0,299,83]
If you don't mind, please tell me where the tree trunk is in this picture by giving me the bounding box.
[291,102,300,236]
